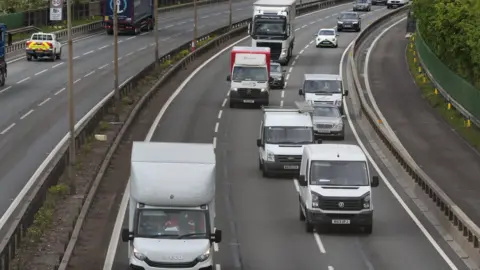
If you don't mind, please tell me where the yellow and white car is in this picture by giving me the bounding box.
[25,32,62,61]
[315,28,339,48]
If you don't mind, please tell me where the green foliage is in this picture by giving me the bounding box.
[412,0,480,88]
[26,184,69,242]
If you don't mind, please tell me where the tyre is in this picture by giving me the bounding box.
[305,220,314,233]
[262,168,270,178]
[229,101,235,108]
[106,29,113,35]
[0,72,5,87]
[363,224,373,234]
[299,204,305,221]
[56,50,61,60]
[334,43,338,48]
[338,134,345,141]
[26,55,32,61]
[258,159,263,170]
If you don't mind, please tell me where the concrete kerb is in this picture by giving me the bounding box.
[349,4,480,264]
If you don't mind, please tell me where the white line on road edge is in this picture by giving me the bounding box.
[340,34,459,270]
[102,3,358,267]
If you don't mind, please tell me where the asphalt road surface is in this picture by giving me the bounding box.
[105,4,469,270]
[366,21,480,226]
[0,0,261,218]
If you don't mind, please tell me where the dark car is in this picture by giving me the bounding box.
[269,62,286,89]
[337,12,361,32]
[371,0,386,4]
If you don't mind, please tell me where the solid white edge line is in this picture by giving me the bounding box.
[103,3,358,267]
[340,34,458,270]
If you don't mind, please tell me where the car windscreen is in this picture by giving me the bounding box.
[310,160,369,186]
[232,66,268,81]
[312,106,340,117]
[271,64,282,73]
[339,14,358,20]
[303,79,342,93]
[356,0,368,3]
[264,126,313,144]
[318,30,335,36]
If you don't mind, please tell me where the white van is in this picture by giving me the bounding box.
[298,74,349,114]
[296,144,379,234]
[387,0,408,9]
[257,101,319,177]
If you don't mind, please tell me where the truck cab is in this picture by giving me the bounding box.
[257,101,319,177]
[227,46,271,108]
[296,144,379,234]
[122,142,222,270]
[249,0,296,66]
[0,23,12,87]
[298,74,348,114]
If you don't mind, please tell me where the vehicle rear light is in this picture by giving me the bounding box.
[47,42,52,48]
[26,41,31,46]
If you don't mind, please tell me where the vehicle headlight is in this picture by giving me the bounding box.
[197,248,210,262]
[133,248,146,261]
[266,150,275,162]
[230,88,238,91]
[353,21,359,24]
[333,121,343,129]
[311,192,319,208]
[332,38,336,42]
[334,99,342,106]
[338,21,343,24]
[363,194,370,209]
[260,88,266,92]
[281,49,287,55]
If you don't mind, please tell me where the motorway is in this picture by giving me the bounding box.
[365,20,480,226]
[104,4,469,270]
[0,0,260,217]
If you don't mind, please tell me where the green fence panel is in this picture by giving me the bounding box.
[0,12,25,29]
[415,29,480,121]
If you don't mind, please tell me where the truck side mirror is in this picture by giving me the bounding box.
[256,139,262,147]
[282,69,286,73]
[7,33,12,46]
[121,228,133,242]
[212,229,222,243]
[371,176,379,187]
[297,175,307,187]
[247,22,251,35]
[226,74,231,81]
[298,89,303,95]
[343,90,349,96]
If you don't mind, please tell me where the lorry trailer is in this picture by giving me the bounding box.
[122,142,222,270]
[103,0,154,35]
[0,24,12,87]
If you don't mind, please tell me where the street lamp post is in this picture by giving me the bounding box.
[113,0,120,120]
[66,0,75,191]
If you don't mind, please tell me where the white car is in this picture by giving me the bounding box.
[315,28,338,48]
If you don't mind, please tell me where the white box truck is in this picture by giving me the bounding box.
[249,0,296,66]
[122,142,222,270]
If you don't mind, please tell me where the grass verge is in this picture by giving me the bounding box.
[12,16,102,42]
[406,34,480,151]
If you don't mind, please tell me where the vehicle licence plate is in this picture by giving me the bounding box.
[318,129,331,133]
[284,165,299,169]
[243,100,254,103]
[36,50,43,53]
[332,219,350,224]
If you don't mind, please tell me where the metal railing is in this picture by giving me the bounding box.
[349,5,480,265]
[0,0,347,268]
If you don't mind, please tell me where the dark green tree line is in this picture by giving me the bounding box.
[412,0,480,88]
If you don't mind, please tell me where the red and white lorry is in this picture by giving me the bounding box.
[226,46,272,108]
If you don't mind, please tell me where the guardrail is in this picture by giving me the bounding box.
[349,4,480,264]
[5,0,231,55]
[0,0,347,268]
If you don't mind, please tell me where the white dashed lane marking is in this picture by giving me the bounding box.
[34,69,48,76]
[0,123,16,135]
[55,88,66,95]
[84,71,95,77]
[38,98,51,106]
[16,77,30,84]
[20,109,34,120]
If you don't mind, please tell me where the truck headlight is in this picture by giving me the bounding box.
[133,248,146,261]
[311,192,319,208]
[338,21,343,24]
[197,248,210,262]
[281,49,287,55]
[266,151,275,162]
[230,88,238,91]
[334,99,342,106]
[363,195,370,209]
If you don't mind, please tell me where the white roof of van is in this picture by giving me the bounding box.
[304,74,341,81]
[265,111,313,127]
[130,142,215,206]
[305,144,366,161]
[254,0,296,6]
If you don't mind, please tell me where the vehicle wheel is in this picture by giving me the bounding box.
[229,101,235,108]
[0,72,5,87]
[106,29,113,35]
[337,28,342,32]
[26,55,32,61]
[258,159,263,170]
[305,220,314,233]
[282,82,286,89]
[338,134,345,141]
[56,51,61,60]
[299,204,305,221]
[363,224,373,234]
[356,28,361,32]
[334,43,338,48]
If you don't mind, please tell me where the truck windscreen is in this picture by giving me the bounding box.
[309,161,369,186]
[135,209,209,239]
[232,66,268,82]
[264,126,313,144]
[304,80,342,94]
[252,15,287,37]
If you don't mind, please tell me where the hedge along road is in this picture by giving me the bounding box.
[364,16,480,238]
[102,4,468,270]
[0,0,262,220]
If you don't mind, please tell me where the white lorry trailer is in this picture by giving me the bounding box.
[122,142,222,270]
[249,0,296,66]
